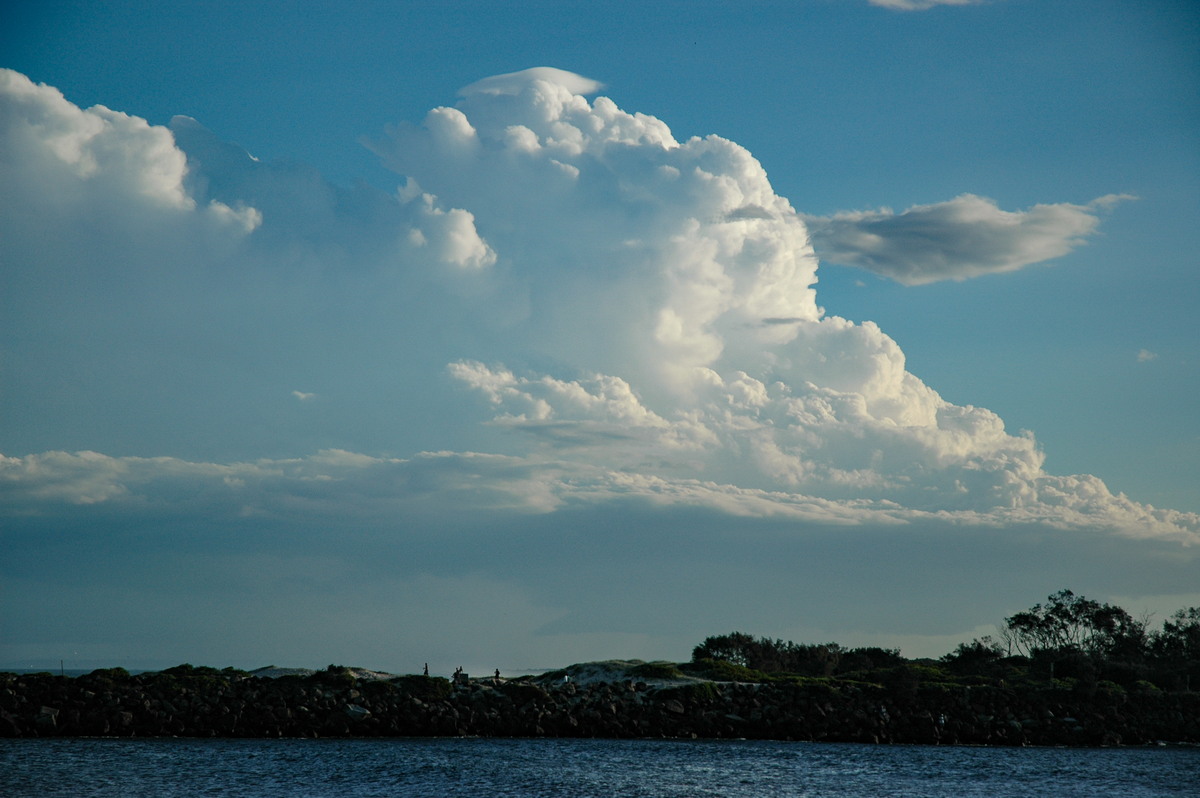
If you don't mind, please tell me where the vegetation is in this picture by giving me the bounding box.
[691,633,901,679]
[630,661,686,680]
[690,590,1200,693]
[679,658,771,683]
[2,593,1196,744]
[1000,589,1145,658]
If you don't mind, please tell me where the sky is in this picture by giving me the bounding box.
[2,0,1198,675]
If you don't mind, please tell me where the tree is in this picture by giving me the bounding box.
[941,636,1005,674]
[692,632,758,668]
[1002,589,1144,658]
[1153,607,1200,660]
[1150,607,1200,690]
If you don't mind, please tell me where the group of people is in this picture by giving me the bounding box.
[424,664,503,683]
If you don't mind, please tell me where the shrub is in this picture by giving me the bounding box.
[692,633,844,676]
[314,665,359,686]
[162,663,234,678]
[680,658,769,683]
[775,675,842,695]
[631,661,684,680]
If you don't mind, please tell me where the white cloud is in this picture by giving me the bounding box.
[0,70,259,232]
[803,193,1131,285]
[167,113,495,274]
[3,68,1191,669]
[1,73,511,461]
[368,70,821,406]
[403,189,496,269]
[459,67,605,98]
[0,67,1177,532]
[1137,349,1159,362]
[2,448,1196,543]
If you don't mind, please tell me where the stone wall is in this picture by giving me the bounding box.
[2,669,1197,745]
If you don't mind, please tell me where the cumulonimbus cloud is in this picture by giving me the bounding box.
[803,193,1131,285]
[1,66,1195,669]
[0,66,1185,541]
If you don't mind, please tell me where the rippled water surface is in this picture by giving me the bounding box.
[3,738,1197,797]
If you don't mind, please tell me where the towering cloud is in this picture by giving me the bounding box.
[1,66,1195,538]
[1,67,1195,669]
[359,69,1182,534]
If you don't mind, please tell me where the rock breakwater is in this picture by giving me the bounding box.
[3,665,1197,745]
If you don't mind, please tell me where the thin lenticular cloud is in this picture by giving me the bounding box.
[803,194,1132,285]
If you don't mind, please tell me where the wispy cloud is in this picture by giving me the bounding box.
[803,193,1132,285]
[1137,349,1159,362]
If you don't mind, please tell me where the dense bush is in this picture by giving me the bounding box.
[692,634,847,676]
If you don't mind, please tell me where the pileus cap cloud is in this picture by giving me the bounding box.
[459,67,605,97]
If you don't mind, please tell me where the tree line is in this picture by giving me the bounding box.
[692,590,1199,691]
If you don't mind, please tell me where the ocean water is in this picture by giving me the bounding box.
[2,738,1197,797]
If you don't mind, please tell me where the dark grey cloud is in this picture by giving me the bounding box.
[804,193,1130,285]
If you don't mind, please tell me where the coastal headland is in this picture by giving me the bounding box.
[3,660,1197,746]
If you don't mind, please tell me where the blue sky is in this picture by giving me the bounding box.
[2,0,1197,674]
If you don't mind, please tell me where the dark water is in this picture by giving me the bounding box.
[2,738,1197,797]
